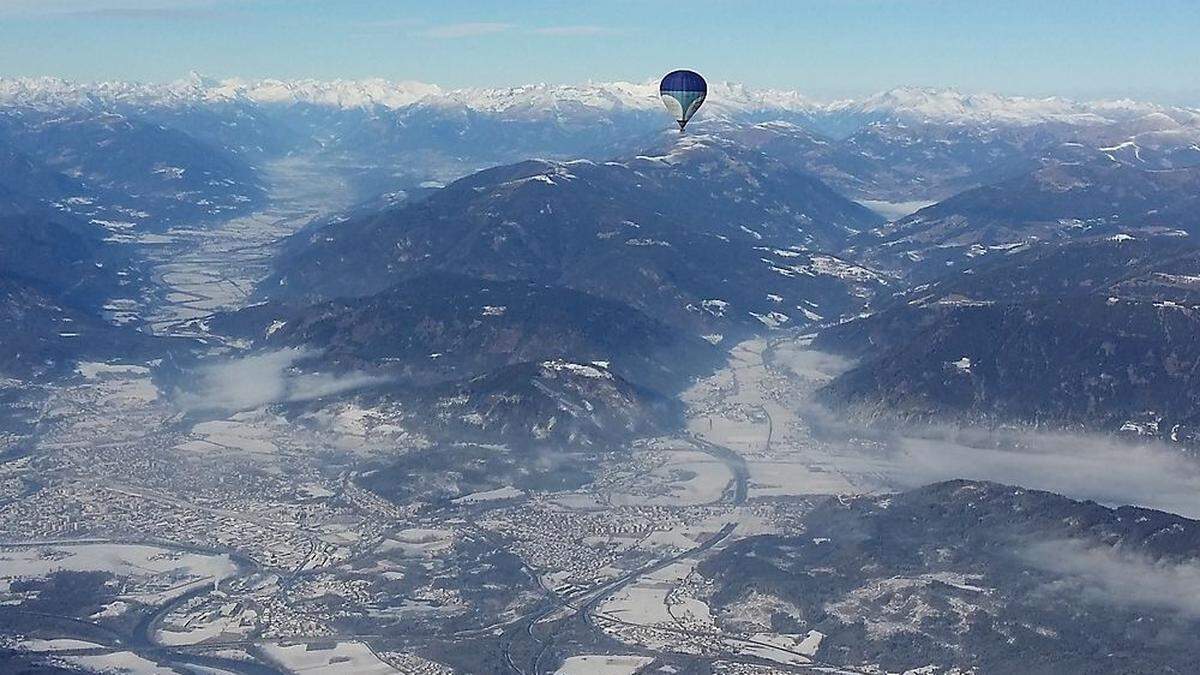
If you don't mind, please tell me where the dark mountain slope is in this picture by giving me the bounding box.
[0,196,130,308]
[815,236,1200,442]
[268,134,887,336]
[0,140,81,205]
[215,273,721,394]
[825,119,1060,201]
[0,176,147,378]
[286,358,676,451]
[0,277,155,379]
[700,480,1200,674]
[0,109,265,226]
[399,359,678,449]
[861,161,1200,279]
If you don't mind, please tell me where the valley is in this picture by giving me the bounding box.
[19,217,1193,671]
[3,72,1200,674]
[137,157,357,337]
[2,275,873,673]
[0,166,894,670]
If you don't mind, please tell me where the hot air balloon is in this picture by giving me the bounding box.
[660,70,707,132]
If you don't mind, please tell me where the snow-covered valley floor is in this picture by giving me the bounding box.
[136,157,355,337]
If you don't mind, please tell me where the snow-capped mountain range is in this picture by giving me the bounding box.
[3,73,1198,221]
[2,73,1196,128]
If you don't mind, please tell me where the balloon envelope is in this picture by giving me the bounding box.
[660,70,707,130]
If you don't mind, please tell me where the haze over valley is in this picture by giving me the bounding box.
[3,68,1200,675]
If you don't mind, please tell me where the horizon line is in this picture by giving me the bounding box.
[0,73,1196,110]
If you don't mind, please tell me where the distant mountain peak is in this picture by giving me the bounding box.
[2,76,1192,130]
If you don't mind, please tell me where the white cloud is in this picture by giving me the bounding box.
[881,428,1200,519]
[420,21,514,39]
[529,25,618,37]
[412,21,620,39]
[789,355,1200,519]
[175,349,385,414]
[1023,539,1200,617]
[351,17,421,31]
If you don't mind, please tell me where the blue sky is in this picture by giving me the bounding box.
[1,0,1198,103]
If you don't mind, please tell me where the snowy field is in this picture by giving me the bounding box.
[262,641,399,674]
[608,449,731,507]
[59,651,178,675]
[0,542,237,605]
[13,638,105,651]
[375,528,457,558]
[74,361,160,404]
[555,654,655,675]
[855,198,938,220]
[180,418,283,456]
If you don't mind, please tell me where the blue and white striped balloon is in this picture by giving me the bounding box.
[659,70,707,131]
